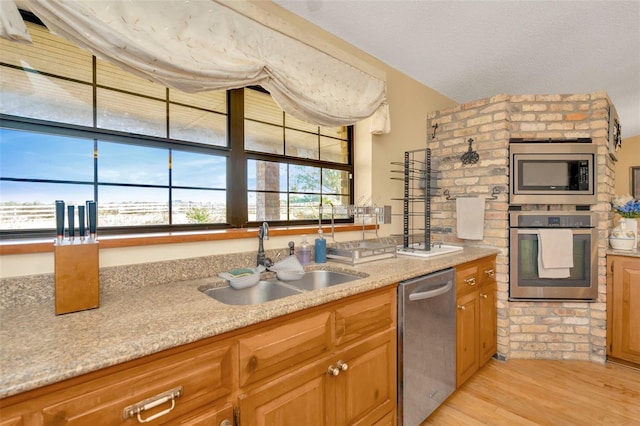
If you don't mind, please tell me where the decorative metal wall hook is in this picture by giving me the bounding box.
[431,123,438,139]
[460,138,479,165]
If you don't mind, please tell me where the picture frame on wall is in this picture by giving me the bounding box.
[608,104,622,161]
[632,167,640,200]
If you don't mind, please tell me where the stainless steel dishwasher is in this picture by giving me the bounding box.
[397,268,456,426]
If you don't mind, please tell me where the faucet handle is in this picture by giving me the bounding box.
[288,241,295,256]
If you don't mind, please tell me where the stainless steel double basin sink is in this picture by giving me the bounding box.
[200,270,365,305]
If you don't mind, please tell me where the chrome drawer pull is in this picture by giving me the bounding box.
[484,269,495,278]
[123,386,183,423]
[464,277,476,286]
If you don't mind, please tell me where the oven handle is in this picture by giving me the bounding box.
[513,228,594,235]
[409,280,453,301]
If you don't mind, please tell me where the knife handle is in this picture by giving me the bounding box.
[55,200,65,244]
[67,205,75,240]
[78,205,86,239]
[88,201,97,238]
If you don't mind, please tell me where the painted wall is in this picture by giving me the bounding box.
[0,2,456,278]
[614,134,640,196]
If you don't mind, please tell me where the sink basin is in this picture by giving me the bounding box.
[200,269,366,305]
[282,270,362,291]
[201,280,302,305]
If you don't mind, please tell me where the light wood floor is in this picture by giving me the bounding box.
[423,359,640,425]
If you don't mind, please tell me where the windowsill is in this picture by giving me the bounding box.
[0,224,378,255]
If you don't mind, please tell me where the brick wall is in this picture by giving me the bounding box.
[427,91,615,362]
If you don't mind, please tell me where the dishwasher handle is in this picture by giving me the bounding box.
[409,280,453,301]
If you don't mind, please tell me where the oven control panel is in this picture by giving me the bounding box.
[509,212,597,228]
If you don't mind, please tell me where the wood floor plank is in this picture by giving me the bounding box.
[423,359,640,425]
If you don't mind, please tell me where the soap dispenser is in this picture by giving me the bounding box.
[314,229,326,263]
[297,235,312,265]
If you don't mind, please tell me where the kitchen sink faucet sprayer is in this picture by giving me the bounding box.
[257,222,273,267]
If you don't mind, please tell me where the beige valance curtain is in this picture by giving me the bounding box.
[3,0,390,133]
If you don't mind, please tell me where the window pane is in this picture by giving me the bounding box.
[320,137,349,163]
[0,181,93,230]
[245,121,283,154]
[322,169,350,195]
[321,125,347,138]
[247,160,286,191]
[320,195,351,219]
[244,89,282,125]
[98,186,169,226]
[0,22,93,82]
[96,59,165,98]
[285,128,319,160]
[97,88,166,137]
[172,189,226,224]
[169,104,226,146]
[286,114,318,133]
[98,142,168,185]
[172,151,226,188]
[248,191,287,222]
[170,89,226,113]
[0,67,93,126]
[290,165,321,193]
[290,194,321,220]
[1,129,94,181]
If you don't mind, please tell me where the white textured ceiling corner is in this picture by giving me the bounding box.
[274,0,640,138]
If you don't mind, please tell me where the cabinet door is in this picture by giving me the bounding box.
[610,257,640,364]
[174,403,234,425]
[238,311,332,387]
[335,330,396,426]
[479,281,497,366]
[238,359,331,426]
[456,290,479,387]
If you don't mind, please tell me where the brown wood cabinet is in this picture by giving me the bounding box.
[455,255,497,387]
[238,286,397,426]
[0,286,396,426]
[607,255,640,366]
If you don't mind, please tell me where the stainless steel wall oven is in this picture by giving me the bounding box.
[509,211,598,301]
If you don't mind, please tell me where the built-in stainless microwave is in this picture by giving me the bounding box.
[509,141,598,205]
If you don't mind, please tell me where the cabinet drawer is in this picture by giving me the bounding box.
[456,263,479,297]
[478,257,497,285]
[39,342,234,425]
[335,287,395,348]
[238,311,332,387]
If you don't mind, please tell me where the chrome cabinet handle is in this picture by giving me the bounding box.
[122,386,182,423]
[220,420,232,426]
[457,304,466,311]
[337,360,349,371]
[328,365,340,376]
[465,277,476,286]
[480,293,488,299]
[484,269,495,278]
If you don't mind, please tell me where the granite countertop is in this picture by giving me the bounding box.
[0,246,498,399]
[607,248,640,258]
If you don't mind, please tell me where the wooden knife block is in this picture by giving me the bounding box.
[54,242,100,315]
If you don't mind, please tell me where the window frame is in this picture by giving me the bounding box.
[0,20,354,239]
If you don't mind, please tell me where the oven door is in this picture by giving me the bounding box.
[509,227,598,301]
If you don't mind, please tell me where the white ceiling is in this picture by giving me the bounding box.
[274,0,640,138]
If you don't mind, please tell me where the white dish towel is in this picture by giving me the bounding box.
[456,197,485,240]
[537,229,573,278]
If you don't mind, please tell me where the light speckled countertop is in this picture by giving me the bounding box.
[607,248,640,258]
[0,246,498,399]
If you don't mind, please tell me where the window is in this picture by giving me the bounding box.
[0,20,353,238]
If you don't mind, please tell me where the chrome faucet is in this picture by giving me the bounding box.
[257,222,273,267]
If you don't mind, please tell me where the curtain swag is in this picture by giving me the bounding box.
[4,0,390,134]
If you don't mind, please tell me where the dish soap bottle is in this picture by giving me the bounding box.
[297,235,312,265]
[315,230,326,263]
